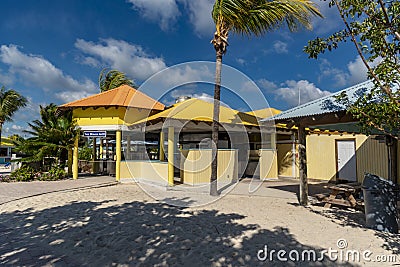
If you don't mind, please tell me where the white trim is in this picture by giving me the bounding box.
[77,125,129,131]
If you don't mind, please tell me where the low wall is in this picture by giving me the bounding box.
[180,149,238,185]
[259,149,278,179]
[121,160,168,186]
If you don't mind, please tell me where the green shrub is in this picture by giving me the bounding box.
[39,166,67,181]
[10,166,35,182]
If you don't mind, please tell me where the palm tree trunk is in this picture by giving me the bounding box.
[210,49,223,196]
[0,122,3,151]
[68,148,73,176]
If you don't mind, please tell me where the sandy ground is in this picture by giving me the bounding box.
[0,183,399,266]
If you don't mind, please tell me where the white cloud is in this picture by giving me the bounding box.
[257,79,278,91]
[259,79,331,107]
[236,58,246,65]
[127,0,180,31]
[11,124,23,131]
[55,91,93,103]
[75,38,167,81]
[318,56,381,88]
[178,0,215,36]
[273,41,288,54]
[0,45,97,102]
[0,68,14,86]
[318,58,348,87]
[148,64,213,89]
[127,0,214,36]
[346,56,380,85]
[311,0,342,34]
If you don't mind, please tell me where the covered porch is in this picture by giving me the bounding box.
[265,81,399,205]
[58,85,165,181]
[123,98,275,187]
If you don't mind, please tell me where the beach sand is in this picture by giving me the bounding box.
[0,183,399,266]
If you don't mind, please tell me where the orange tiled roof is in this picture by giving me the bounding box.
[59,85,165,110]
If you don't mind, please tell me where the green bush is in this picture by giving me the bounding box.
[39,166,67,181]
[10,166,35,182]
[79,146,93,161]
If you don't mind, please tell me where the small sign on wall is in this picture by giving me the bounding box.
[83,131,107,137]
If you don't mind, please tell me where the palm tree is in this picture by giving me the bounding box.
[16,104,79,175]
[0,85,27,145]
[98,68,135,92]
[210,0,322,196]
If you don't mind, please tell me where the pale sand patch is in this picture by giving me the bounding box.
[0,183,398,266]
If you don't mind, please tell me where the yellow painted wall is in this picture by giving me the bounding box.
[277,143,298,177]
[259,149,278,179]
[306,134,388,182]
[355,136,388,182]
[73,107,152,126]
[120,160,169,184]
[274,134,389,182]
[181,149,238,185]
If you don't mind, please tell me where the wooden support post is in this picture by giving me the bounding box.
[99,138,104,159]
[159,131,165,161]
[92,137,97,160]
[105,139,109,159]
[168,127,174,186]
[116,130,122,182]
[126,135,131,160]
[73,135,79,180]
[298,124,308,206]
[387,135,398,184]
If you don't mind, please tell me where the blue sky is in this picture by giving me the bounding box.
[0,0,369,137]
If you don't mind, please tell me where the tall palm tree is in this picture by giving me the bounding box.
[0,85,27,145]
[98,68,135,92]
[210,0,322,196]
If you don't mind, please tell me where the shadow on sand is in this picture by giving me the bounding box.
[0,198,355,266]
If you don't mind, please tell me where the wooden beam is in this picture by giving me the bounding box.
[387,135,398,184]
[298,124,308,206]
[277,112,355,127]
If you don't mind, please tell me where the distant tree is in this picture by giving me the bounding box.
[98,68,135,92]
[209,0,322,196]
[0,86,27,145]
[304,0,400,136]
[15,104,80,175]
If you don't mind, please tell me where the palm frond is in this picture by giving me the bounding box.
[98,68,135,92]
[213,0,323,36]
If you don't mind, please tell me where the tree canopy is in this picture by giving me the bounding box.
[0,85,27,141]
[98,68,135,92]
[304,0,400,136]
[15,104,79,174]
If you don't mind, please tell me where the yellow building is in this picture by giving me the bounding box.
[264,81,398,184]
[125,98,265,186]
[59,81,396,187]
[59,85,165,181]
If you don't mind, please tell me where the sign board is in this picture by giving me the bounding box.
[83,131,107,138]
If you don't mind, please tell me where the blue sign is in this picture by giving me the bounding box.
[83,131,107,137]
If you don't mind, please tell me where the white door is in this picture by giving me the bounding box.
[336,140,357,181]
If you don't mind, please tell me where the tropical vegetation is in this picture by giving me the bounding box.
[14,104,80,176]
[304,0,400,137]
[0,85,27,144]
[98,68,135,92]
[209,0,322,196]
